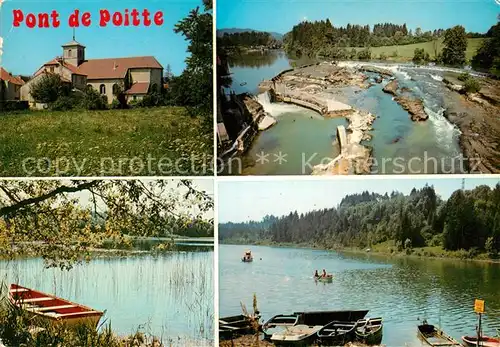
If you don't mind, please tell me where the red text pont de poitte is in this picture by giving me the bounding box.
[12,9,164,28]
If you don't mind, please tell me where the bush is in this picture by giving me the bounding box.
[396,240,403,252]
[458,72,471,82]
[30,74,70,103]
[485,236,498,258]
[81,88,108,110]
[391,50,398,58]
[110,99,122,109]
[413,48,430,64]
[379,52,387,60]
[357,48,372,60]
[0,100,29,112]
[138,92,165,107]
[463,78,481,93]
[50,96,75,111]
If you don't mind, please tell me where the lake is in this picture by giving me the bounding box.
[0,250,214,346]
[219,244,500,347]
[225,51,465,175]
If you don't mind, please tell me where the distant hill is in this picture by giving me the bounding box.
[217,28,284,40]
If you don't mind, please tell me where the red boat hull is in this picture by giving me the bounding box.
[462,336,500,347]
[9,283,103,327]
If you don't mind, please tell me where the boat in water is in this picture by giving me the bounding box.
[355,317,383,345]
[417,321,462,346]
[314,275,333,283]
[462,336,500,347]
[316,320,357,346]
[219,313,261,340]
[242,250,253,262]
[9,284,104,327]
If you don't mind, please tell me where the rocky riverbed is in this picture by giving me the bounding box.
[442,75,500,173]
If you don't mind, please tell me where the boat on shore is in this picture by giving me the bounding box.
[462,336,500,347]
[9,284,103,327]
[263,310,369,340]
[316,320,357,346]
[219,313,261,340]
[271,324,323,346]
[263,314,300,339]
[242,250,253,262]
[417,321,462,346]
[355,317,383,345]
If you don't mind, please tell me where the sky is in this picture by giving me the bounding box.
[217,0,499,34]
[0,0,205,76]
[218,177,500,223]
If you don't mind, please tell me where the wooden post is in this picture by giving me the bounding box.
[476,313,481,347]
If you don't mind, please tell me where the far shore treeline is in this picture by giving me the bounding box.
[218,17,500,77]
[220,184,500,260]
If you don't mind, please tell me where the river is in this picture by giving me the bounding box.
[219,244,500,346]
[0,247,214,346]
[225,50,472,175]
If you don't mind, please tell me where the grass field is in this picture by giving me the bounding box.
[0,107,213,176]
[349,38,485,62]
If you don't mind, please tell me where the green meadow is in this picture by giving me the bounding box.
[349,38,485,61]
[0,107,213,176]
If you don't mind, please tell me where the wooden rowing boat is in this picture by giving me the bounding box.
[317,320,357,346]
[271,324,323,346]
[355,317,383,345]
[462,336,500,347]
[314,275,333,283]
[263,314,300,340]
[9,284,103,327]
[219,313,260,340]
[417,321,461,347]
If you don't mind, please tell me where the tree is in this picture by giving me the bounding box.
[0,180,213,268]
[164,64,174,82]
[442,25,468,66]
[413,48,430,64]
[30,74,69,104]
[173,0,213,116]
[472,21,500,77]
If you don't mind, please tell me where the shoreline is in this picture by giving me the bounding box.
[219,240,500,264]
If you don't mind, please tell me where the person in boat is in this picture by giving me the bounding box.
[314,270,319,278]
[322,269,327,278]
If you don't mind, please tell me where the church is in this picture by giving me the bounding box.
[20,39,163,105]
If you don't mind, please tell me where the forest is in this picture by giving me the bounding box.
[219,184,500,259]
[283,20,447,56]
[218,31,282,48]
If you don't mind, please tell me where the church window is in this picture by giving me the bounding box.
[100,84,106,95]
[112,84,120,95]
[68,49,72,57]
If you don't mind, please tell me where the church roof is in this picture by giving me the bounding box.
[125,82,150,95]
[0,67,24,85]
[78,56,163,80]
[39,58,87,76]
[62,40,85,47]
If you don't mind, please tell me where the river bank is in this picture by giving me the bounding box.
[220,334,383,347]
[441,74,500,173]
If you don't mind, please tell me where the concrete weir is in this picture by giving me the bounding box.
[258,62,376,175]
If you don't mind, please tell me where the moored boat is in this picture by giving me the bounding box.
[219,313,261,340]
[417,321,462,346]
[9,284,103,327]
[271,324,323,346]
[355,317,383,345]
[263,314,300,340]
[316,320,357,346]
[462,336,500,347]
[242,250,253,262]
